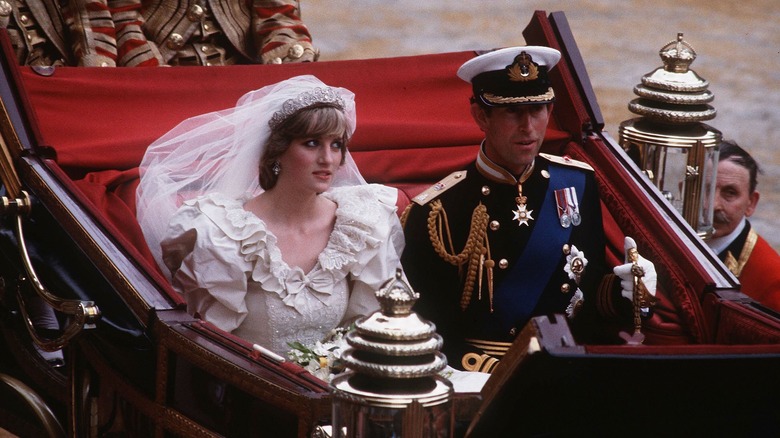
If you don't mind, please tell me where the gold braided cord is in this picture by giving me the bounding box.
[426,200,489,310]
[399,202,414,229]
[463,242,485,310]
[427,200,463,265]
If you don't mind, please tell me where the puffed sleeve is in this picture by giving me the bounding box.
[342,184,405,322]
[161,199,252,333]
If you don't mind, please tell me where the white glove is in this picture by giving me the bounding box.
[612,237,657,303]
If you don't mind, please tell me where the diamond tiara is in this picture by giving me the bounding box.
[268,87,346,129]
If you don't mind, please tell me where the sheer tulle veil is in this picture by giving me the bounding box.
[136,75,365,277]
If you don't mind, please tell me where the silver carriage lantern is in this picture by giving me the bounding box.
[329,269,453,438]
[619,33,721,239]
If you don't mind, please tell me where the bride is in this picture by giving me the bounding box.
[136,75,404,356]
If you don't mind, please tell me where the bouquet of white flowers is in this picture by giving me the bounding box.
[287,325,352,382]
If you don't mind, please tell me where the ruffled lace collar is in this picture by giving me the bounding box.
[193,187,382,312]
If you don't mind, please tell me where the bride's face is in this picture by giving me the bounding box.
[278,135,345,193]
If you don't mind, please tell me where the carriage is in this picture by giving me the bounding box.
[1,10,779,437]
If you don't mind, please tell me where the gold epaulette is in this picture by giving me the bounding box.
[539,153,593,171]
[411,170,467,206]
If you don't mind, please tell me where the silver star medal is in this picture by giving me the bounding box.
[513,203,533,226]
[513,183,533,226]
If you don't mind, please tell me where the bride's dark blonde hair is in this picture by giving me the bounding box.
[259,104,351,190]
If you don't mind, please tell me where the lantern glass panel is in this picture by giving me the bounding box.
[697,146,719,236]
[647,144,688,213]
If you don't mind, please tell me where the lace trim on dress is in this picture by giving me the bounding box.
[319,185,383,270]
[190,188,385,312]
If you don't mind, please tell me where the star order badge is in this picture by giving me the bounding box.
[513,203,534,226]
[513,182,533,226]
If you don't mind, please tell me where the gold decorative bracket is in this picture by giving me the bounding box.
[1,192,101,351]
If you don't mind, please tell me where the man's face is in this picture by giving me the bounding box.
[471,103,552,175]
[712,159,760,237]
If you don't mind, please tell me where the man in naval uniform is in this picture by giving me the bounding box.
[706,140,780,313]
[401,46,657,373]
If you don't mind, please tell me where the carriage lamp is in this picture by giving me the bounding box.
[619,33,721,239]
[329,269,453,438]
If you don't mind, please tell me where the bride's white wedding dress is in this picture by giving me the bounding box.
[161,184,404,356]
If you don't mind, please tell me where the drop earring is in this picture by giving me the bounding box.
[272,161,281,176]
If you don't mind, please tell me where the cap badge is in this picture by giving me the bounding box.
[507,51,539,82]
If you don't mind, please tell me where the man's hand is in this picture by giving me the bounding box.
[613,237,657,303]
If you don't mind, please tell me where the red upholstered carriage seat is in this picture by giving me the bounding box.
[18,51,580,268]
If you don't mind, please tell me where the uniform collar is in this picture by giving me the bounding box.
[475,142,535,185]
